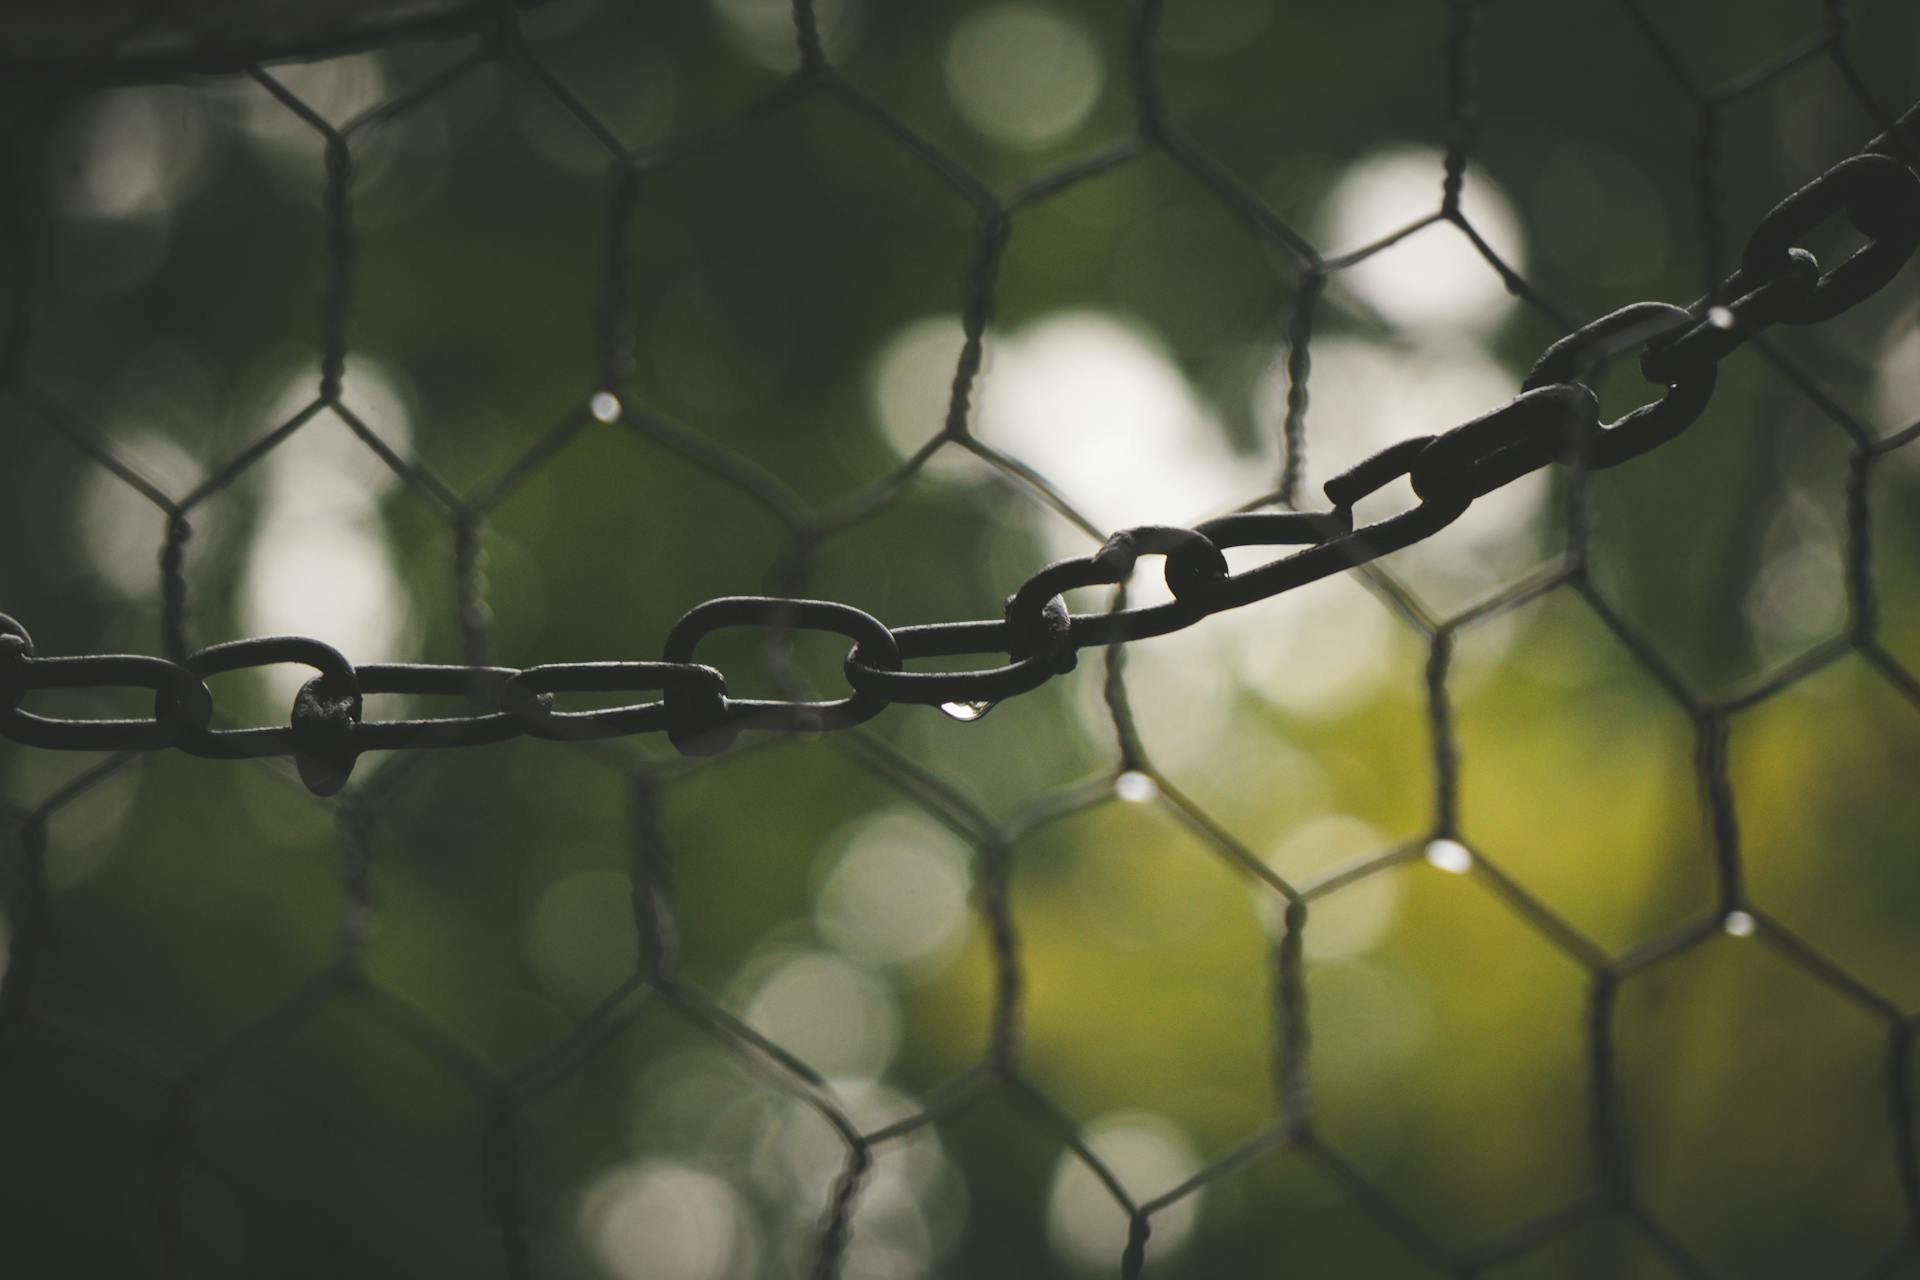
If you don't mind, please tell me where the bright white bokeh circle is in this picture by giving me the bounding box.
[1316,146,1527,333]
[1045,1112,1204,1273]
[944,4,1105,150]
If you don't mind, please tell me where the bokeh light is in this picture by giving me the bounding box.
[50,87,208,222]
[526,868,638,1004]
[741,949,901,1080]
[813,810,973,982]
[221,53,389,161]
[1265,814,1402,960]
[1744,492,1846,664]
[1044,1111,1204,1272]
[5,752,142,891]
[974,310,1255,540]
[1316,145,1527,333]
[73,430,203,601]
[577,1159,754,1280]
[943,5,1105,151]
[1266,333,1554,617]
[865,313,976,481]
[1874,315,1920,437]
[709,0,863,71]
[238,359,418,704]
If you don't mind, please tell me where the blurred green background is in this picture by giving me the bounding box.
[4,0,1920,1276]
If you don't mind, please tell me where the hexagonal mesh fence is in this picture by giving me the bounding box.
[3,1,1920,1277]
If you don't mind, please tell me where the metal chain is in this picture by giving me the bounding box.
[3,148,1918,796]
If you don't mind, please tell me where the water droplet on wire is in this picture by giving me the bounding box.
[1114,770,1158,803]
[590,391,622,423]
[1706,306,1735,330]
[1424,838,1473,874]
[939,700,995,722]
[1722,909,1756,938]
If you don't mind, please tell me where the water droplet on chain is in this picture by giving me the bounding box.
[1706,306,1735,331]
[590,391,622,423]
[939,700,995,722]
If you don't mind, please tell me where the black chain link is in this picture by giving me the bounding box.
[3,148,1915,793]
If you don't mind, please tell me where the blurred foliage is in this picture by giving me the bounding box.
[3,0,1920,1277]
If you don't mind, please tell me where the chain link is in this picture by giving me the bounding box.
[3,147,1917,794]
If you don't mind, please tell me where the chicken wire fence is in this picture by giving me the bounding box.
[3,0,1920,1276]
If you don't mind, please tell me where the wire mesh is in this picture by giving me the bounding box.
[2,0,1920,1276]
